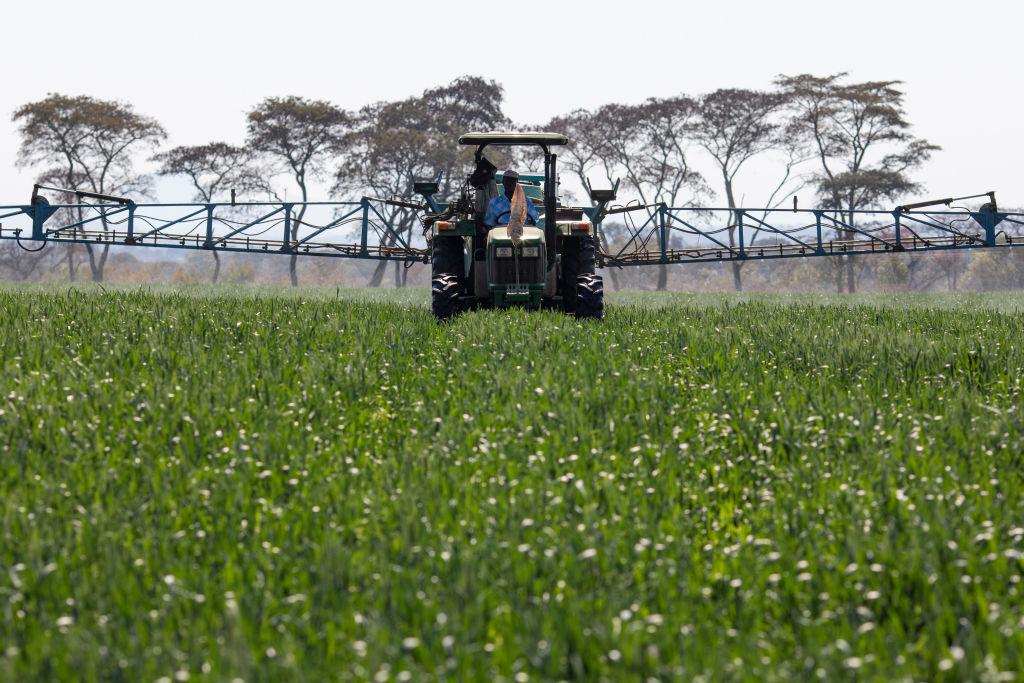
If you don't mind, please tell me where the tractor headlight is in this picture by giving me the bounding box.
[521,246,540,258]
[495,246,513,258]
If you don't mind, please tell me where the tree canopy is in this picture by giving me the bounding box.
[13,93,166,281]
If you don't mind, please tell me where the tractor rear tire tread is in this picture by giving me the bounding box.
[432,274,460,320]
[575,273,604,320]
[431,235,463,281]
[561,235,596,313]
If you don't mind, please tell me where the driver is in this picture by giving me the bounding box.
[483,170,539,227]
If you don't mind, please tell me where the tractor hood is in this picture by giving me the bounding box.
[487,226,544,246]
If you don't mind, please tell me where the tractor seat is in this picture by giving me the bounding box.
[474,180,499,222]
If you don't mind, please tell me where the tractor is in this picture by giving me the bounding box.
[419,132,612,320]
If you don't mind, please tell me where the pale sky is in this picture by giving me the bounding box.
[1,0,1021,207]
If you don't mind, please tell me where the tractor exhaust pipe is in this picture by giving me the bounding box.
[543,149,557,269]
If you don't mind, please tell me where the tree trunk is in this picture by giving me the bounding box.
[212,252,221,284]
[291,187,308,288]
[844,211,856,293]
[398,226,416,288]
[724,177,743,292]
[836,258,845,293]
[67,247,77,282]
[368,261,387,287]
[368,217,401,287]
[656,264,668,291]
[85,244,107,282]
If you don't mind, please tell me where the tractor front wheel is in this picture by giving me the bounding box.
[575,273,604,320]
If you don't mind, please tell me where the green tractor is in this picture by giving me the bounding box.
[421,132,613,320]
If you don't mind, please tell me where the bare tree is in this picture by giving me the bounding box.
[555,101,707,290]
[689,88,794,291]
[0,241,59,281]
[247,96,352,287]
[13,94,166,282]
[547,109,616,198]
[545,109,622,290]
[585,98,708,290]
[335,76,507,287]
[154,143,272,283]
[776,74,938,292]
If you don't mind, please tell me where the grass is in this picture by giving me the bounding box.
[1,285,1023,681]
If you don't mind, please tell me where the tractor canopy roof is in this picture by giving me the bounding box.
[459,132,568,147]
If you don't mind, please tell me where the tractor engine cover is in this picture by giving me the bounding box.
[486,226,547,307]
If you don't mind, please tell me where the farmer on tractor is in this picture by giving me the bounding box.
[483,170,539,227]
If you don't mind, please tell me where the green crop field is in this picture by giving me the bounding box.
[2,286,1023,681]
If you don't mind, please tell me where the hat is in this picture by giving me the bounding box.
[503,170,520,180]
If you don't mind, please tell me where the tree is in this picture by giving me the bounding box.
[154,143,272,283]
[631,97,710,290]
[545,109,622,290]
[546,109,616,199]
[247,96,352,287]
[13,94,166,282]
[963,248,1024,292]
[335,76,508,287]
[776,74,938,293]
[0,241,58,281]
[561,98,708,290]
[689,88,796,291]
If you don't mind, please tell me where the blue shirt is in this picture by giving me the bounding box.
[484,193,540,227]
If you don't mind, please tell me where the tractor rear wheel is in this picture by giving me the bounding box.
[575,273,604,320]
[561,235,596,314]
[431,235,463,280]
[431,235,463,320]
[432,274,460,320]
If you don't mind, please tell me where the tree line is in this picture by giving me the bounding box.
[6,73,937,291]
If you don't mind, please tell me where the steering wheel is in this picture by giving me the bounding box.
[493,210,536,226]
